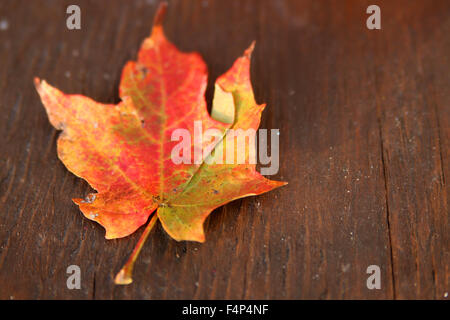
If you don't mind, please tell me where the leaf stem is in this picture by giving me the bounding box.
[114,212,158,285]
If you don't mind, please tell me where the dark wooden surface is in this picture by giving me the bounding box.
[0,0,448,299]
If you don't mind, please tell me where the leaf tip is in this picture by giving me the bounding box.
[152,1,168,34]
[244,41,256,58]
[34,78,52,97]
[33,77,44,93]
[33,77,41,86]
[188,231,206,243]
[275,179,288,188]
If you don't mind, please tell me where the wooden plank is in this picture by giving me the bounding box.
[372,0,449,299]
[0,0,447,299]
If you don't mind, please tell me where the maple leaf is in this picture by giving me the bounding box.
[34,2,286,284]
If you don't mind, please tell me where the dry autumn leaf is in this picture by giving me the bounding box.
[34,2,286,284]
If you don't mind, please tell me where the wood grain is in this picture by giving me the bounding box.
[0,0,448,299]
